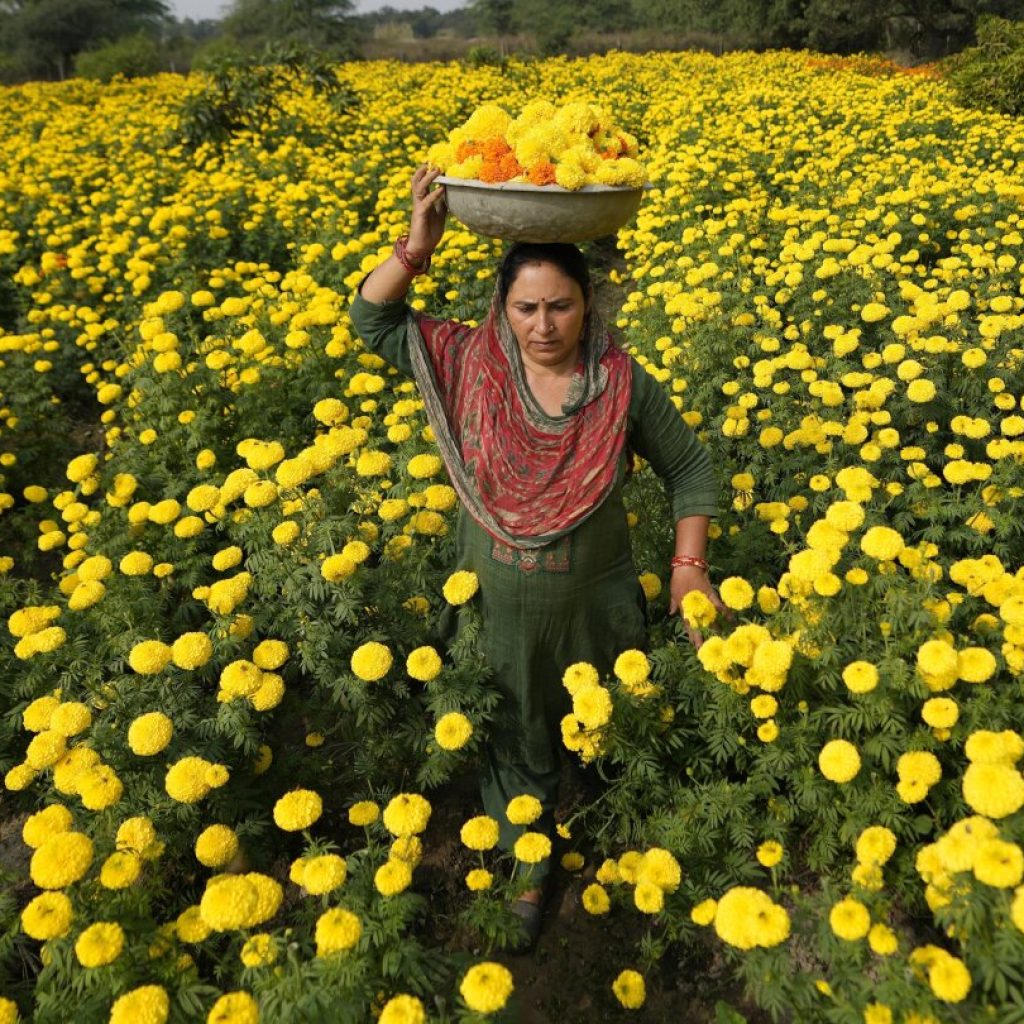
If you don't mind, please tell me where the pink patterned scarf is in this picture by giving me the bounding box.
[406,290,632,550]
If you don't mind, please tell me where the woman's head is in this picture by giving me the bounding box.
[497,242,591,306]
[498,243,592,372]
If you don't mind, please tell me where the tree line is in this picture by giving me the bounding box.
[0,0,1019,83]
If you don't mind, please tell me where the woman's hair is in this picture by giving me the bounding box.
[497,242,591,305]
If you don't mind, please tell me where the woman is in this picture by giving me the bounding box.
[349,166,722,950]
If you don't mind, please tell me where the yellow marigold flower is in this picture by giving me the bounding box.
[302,854,347,895]
[613,649,651,688]
[21,694,59,730]
[466,868,493,892]
[165,756,214,804]
[109,985,169,1024]
[21,891,73,940]
[240,933,277,968]
[25,730,65,770]
[719,577,754,610]
[562,661,600,695]
[637,848,682,893]
[49,702,91,737]
[195,825,240,868]
[582,882,610,914]
[219,659,262,698]
[375,858,413,896]
[272,520,300,545]
[178,905,213,943]
[22,804,73,849]
[321,553,357,581]
[973,839,1024,888]
[897,751,942,787]
[612,969,646,1010]
[383,793,431,837]
[348,640,391,681]
[379,995,426,1024]
[830,897,870,940]
[212,546,243,572]
[681,589,717,629]
[407,453,443,478]
[757,841,783,868]
[120,551,153,575]
[0,996,18,1022]
[348,801,379,827]
[907,378,937,403]
[200,875,261,931]
[460,962,513,1015]
[860,525,904,561]
[78,763,123,811]
[252,639,288,670]
[714,886,790,949]
[916,638,959,692]
[442,569,479,605]
[965,730,1024,765]
[273,789,322,831]
[435,712,473,751]
[691,898,717,925]
[30,831,93,889]
[506,794,542,826]
[128,711,174,756]
[957,646,997,683]
[207,992,258,1024]
[116,816,157,855]
[460,815,500,851]
[128,639,173,674]
[856,826,897,867]
[962,762,1024,818]
[75,921,124,968]
[573,684,613,729]
[171,631,213,670]
[356,450,392,477]
[513,831,551,864]
[921,697,958,729]
[634,881,664,914]
[406,645,442,681]
[819,739,861,783]
[928,954,971,1003]
[638,571,662,600]
[315,907,361,957]
[867,922,898,956]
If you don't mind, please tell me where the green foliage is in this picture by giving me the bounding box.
[946,14,1024,116]
[73,33,163,82]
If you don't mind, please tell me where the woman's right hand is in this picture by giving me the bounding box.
[408,164,447,256]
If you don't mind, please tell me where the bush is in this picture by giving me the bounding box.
[74,34,163,83]
[946,15,1024,116]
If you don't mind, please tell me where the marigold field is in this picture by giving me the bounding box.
[1,49,1024,1024]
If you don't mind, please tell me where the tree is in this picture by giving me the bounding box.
[472,0,517,53]
[0,0,169,80]
[221,0,357,54]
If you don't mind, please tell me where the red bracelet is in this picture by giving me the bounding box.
[394,235,432,275]
[670,555,709,572]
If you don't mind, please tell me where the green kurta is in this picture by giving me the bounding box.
[349,292,719,867]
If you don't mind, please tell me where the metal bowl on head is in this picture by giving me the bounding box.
[435,176,649,243]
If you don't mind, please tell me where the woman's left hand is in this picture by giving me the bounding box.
[668,565,729,649]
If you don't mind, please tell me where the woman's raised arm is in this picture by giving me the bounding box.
[359,165,447,303]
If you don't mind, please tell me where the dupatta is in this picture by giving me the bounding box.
[406,289,632,551]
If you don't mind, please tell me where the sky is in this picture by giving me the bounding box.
[168,0,467,20]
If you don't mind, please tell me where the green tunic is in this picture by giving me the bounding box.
[349,292,719,864]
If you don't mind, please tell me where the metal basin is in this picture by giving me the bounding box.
[435,176,648,243]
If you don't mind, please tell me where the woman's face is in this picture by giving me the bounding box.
[504,261,587,373]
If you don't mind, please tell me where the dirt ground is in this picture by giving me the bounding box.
[418,767,766,1024]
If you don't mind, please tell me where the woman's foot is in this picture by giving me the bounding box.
[508,886,545,953]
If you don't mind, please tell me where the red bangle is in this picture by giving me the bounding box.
[394,235,432,275]
[670,555,709,572]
